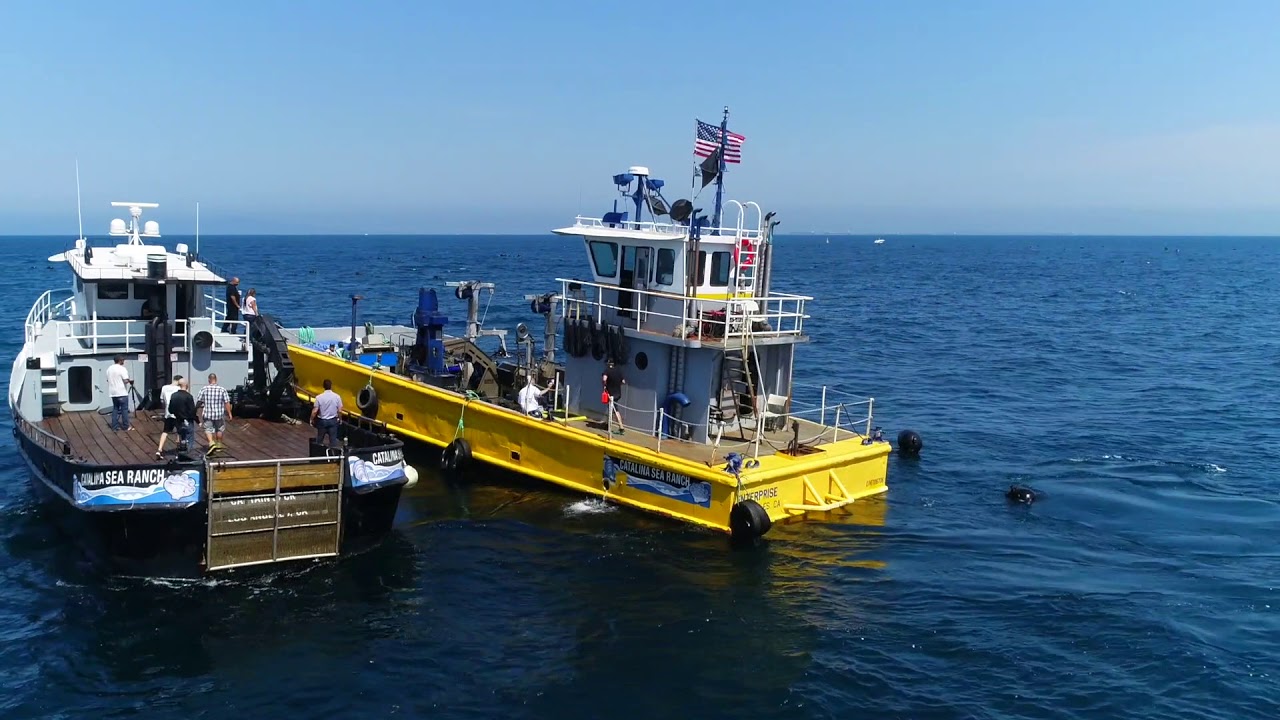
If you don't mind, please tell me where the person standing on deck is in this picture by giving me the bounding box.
[196,373,233,453]
[154,374,183,457]
[602,360,626,434]
[167,378,197,453]
[310,379,343,447]
[105,355,132,432]
[519,376,555,419]
[243,288,259,340]
[222,277,241,333]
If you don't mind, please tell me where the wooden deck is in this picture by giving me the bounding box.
[41,410,320,466]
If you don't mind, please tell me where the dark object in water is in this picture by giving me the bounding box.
[1006,485,1036,504]
[897,429,923,456]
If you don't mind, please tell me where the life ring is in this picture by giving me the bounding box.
[357,383,378,418]
[439,437,472,472]
[729,499,772,544]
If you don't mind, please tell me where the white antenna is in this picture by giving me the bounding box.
[75,159,84,241]
[195,201,200,256]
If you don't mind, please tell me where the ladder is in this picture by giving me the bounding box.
[716,345,757,433]
[732,235,759,298]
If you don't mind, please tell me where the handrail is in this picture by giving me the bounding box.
[569,215,764,240]
[25,288,76,344]
[42,317,249,356]
[14,414,72,456]
[557,277,809,341]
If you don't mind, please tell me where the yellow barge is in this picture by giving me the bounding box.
[281,115,911,542]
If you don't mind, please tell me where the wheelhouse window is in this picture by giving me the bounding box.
[709,251,732,287]
[588,241,619,278]
[656,248,676,286]
[96,281,130,300]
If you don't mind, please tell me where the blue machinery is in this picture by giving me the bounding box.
[407,287,449,378]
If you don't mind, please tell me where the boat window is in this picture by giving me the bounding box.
[68,366,92,404]
[656,249,676,286]
[97,281,130,300]
[589,241,618,278]
[709,251,732,286]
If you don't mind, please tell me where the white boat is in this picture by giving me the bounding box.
[10,196,411,576]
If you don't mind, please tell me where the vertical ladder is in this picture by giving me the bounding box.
[39,354,58,415]
[732,235,759,298]
[717,346,757,429]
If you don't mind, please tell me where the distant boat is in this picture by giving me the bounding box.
[874,238,885,245]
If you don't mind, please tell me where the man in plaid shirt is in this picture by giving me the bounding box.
[196,372,233,452]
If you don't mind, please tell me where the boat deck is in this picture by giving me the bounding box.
[558,413,851,467]
[40,410,320,467]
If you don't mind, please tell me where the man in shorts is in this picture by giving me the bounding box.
[196,372,233,453]
[602,360,626,434]
[154,374,184,458]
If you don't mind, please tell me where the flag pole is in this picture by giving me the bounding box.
[712,106,729,232]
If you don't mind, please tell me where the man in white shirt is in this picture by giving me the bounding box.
[518,376,555,419]
[310,378,344,447]
[154,374,183,457]
[105,355,132,432]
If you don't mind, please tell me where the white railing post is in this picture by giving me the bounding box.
[656,409,664,453]
[820,385,827,426]
[832,403,842,443]
[866,397,874,436]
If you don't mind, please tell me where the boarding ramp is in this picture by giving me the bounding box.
[205,455,344,571]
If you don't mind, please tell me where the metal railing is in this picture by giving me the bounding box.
[14,413,72,456]
[25,289,76,344]
[44,317,249,356]
[204,292,229,322]
[557,277,808,342]
[567,215,766,241]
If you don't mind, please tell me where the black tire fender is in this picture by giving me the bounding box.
[440,437,473,472]
[729,499,772,543]
[356,384,379,415]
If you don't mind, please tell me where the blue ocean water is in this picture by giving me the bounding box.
[1,233,1277,719]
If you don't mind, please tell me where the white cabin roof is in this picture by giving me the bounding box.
[552,217,748,245]
[64,243,226,284]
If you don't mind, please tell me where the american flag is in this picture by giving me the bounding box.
[693,119,745,164]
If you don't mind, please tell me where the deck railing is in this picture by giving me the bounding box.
[39,317,249,356]
[14,413,72,456]
[557,277,808,342]
[567,215,766,242]
[25,289,77,344]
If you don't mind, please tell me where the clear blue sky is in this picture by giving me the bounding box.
[3,0,1280,235]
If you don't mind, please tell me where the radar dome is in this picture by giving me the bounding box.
[109,218,127,235]
[143,220,160,236]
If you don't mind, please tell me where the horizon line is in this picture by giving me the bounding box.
[5,231,1280,239]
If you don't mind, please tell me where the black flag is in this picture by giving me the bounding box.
[699,148,720,188]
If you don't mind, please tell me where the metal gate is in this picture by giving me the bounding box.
[205,455,344,571]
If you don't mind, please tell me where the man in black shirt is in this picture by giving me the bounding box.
[167,377,198,453]
[222,277,241,333]
[602,360,626,434]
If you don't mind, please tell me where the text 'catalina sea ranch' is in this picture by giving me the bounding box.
[76,468,188,488]
[616,458,694,488]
